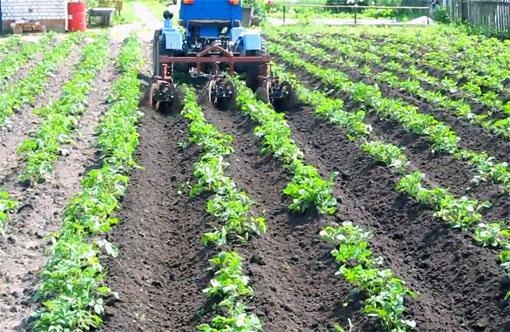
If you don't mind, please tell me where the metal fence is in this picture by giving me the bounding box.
[277,4,432,25]
[446,0,510,35]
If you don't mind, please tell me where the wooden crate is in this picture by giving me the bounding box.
[10,20,46,34]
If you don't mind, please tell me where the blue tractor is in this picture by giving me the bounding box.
[150,0,293,110]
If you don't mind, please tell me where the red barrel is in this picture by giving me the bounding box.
[68,2,87,32]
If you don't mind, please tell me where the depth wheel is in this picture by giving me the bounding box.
[208,78,236,111]
[273,81,295,112]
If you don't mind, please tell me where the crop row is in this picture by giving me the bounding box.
[266,39,510,195]
[0,33,54,86]
[232,77,337,215]
[0,33,83,128]
[347,31,509,118]
[321,223,416,331]
[17,33,110,183]
[182,87,263,330]
[271,63,510,297]
[229,76,418,330]
[376,31,510,96]
[304,26,510,115]
[0,35,22,57]
[283,32,510,140]
[31,33,143,331]
[273,64,498,239]
[342,25,510,92]
[182,78,415,329]
[182,86,265,245]
[0,190,16,235]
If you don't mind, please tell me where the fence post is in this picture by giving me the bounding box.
[354,5,358,25]
[283,5,286,25]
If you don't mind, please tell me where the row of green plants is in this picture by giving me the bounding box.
[0,33,84,128]
[0,190,16,235]
[182,88,262,331]
[31,32,144,331]
[319,28,510,117]
[341,31,509,119]
[321,223,416,331]
[331,25,510,95]
[397,171,510,298]
[17,33,109,183]
[379,32,510,101]
[232,70,418,329]
[266,40,510,195]
[273,64,510,300]
[275,63,504,241]
[232,76,338,215]
[276,25,510,118]
[198,251,262,331]
[0,35,22,56]
[0,33,54,85]
[182,86,266,246]
[298,35,510,140]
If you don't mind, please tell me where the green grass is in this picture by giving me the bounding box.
[141,0,168,19]
[112,0,138,25]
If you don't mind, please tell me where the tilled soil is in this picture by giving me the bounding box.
[270,52,510,223]
[200,99,373,331]
[0,42,119,331]
[0,43,85,180]
[101,86,510,331]
[100,108,213,331]
[284,105,510,331]
[101,97,378,331]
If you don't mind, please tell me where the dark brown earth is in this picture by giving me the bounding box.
[285,104,510,331]
[102,87,510,332]
[99,107,214,331]
[275,38,510,166]
[100,94,376,332]
[268,45,510,223]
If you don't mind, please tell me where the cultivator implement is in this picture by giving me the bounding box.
[150,0,293,112]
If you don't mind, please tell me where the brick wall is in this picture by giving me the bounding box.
[1,0,67,32]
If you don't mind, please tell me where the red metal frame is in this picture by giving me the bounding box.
[158,44,270,77]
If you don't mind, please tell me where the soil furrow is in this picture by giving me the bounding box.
[0,35,57,90]
[0,42,119,331]
[100,109,211,331]
[199,98,374,331]
[0,44,85,181]
[281,48,510,164]
[277,65,510,221]
[283,105,510,331]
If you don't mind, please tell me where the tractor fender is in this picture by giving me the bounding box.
[231,27,262,52]
[241,32,262,51]
[163,28,183,51]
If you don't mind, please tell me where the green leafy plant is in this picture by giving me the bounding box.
[397,171,491,229]
[321,223,416,331]
[474,222,510,247]
[182,86,266,246]
[31,32,144,331]
[0,190,16,234]
[198,251,262,332]
[362,141,409,173]
[17,33,109,183]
